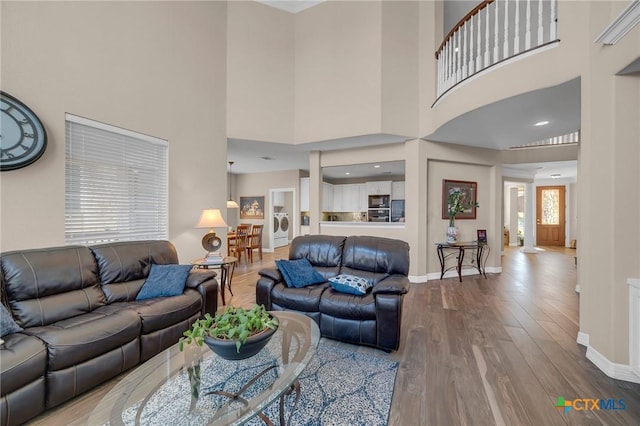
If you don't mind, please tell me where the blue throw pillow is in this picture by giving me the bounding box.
[328,274,373,296]
[1,304,23,337]
[136,264,192,301]
[276,258,326,288]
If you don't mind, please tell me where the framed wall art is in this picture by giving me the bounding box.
[442,179,478,220]
[239,196,265,219]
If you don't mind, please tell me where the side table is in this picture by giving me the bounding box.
[191,256,237,305]
[435,241,489,282]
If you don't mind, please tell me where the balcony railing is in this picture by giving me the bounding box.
[436,0,558,99]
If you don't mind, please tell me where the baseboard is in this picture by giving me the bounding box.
[577,331,640,384]
[577,331,589,346]
[409,275,428,283]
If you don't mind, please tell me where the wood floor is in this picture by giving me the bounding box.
[30,245,640,425]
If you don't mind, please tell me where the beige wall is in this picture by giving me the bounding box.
[0,1,227,262]
[579,0,640,364]
[234,169,301,250]
[294,1,383,143]
[227,1,294,143]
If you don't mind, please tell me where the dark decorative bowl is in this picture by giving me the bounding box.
[203,325,278,360]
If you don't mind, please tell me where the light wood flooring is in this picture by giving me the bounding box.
[30,245,640,425]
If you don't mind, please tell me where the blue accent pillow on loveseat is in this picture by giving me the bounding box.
[276,258,326,288]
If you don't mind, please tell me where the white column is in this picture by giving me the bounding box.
[509,187,519,245]
[521,182,538,253]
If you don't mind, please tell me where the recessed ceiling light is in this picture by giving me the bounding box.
[345,172,350,175]
[534,120,549,126]
[373,165,381,168]
[550,173,561,179]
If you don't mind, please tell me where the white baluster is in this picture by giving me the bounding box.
[494,0,500,63]
[462,24,468,79]
[550,0,557,40]
[514,0,520,54]
[538,0,544,45]
[456,31,461,82]
[503,0,509,59]
[469,17,475,76]
[525,0,532,49]
[446,41,451,90]
[476,13,482,71]
[484,6,490,67]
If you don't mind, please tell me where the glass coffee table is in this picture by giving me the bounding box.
[89,311,319,425]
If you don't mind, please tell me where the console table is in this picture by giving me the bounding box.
[436,241,489,282]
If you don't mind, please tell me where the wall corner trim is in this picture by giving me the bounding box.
[584,344,640,384]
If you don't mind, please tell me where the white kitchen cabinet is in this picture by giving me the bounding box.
[322,182,334,212]
[332,185,344,211]
[366,181,392,195]
[358,184,368,211]
[392,181,405,200]
[300,177,309,211]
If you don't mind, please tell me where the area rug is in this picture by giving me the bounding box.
[246,342,399,426]
[116,339,398,426]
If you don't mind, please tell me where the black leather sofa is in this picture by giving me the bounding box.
[256,235,410,351]
[0,240,218,426]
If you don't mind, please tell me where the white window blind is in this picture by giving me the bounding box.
[65,114,168,245]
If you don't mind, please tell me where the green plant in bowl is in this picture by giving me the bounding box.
[179,304,278,354]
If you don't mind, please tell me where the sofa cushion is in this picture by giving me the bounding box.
[289,235,346,278]
[276,259,325,288]
[0,333,47,396]
[1,305,22,337]
[270,282,330,312]
[328,274,373,296]
[1,246,105,328]
[340,236,410,285]
[319,290,377,320]
[90,240,179,303]
[22,305,141,371]
[117,289,202,334]
[136,264,191,300]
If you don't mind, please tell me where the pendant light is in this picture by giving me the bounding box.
[227,161,239,209]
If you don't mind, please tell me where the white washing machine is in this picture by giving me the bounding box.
[273,212,289,248]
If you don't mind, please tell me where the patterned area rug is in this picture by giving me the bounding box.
[116,339,398,425]
[247,342,399,426]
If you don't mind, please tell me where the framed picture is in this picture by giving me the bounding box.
[477,229,487,243]
[239,196,265,220]
[442,179,478,220]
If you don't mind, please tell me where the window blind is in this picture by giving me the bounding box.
[65,114,168,245]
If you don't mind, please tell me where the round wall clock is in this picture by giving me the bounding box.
[1,91,47,171]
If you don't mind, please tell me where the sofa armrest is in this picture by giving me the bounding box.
[258,267,282,283]
[372,275,410,295]
[186,270,218,316]
[186,269,217,288]
[256,267,283,310]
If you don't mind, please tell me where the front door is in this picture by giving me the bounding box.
[536,185,565,246]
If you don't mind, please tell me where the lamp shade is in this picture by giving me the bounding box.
[227,199,239,209]
[196,208,228,230]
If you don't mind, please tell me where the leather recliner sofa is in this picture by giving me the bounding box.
[256,235,410,352]
[0,240,218,426]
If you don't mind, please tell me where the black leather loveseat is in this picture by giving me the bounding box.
[256,235,410,351]
[0,240,218,426]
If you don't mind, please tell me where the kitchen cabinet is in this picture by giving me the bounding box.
[366,181,392,195]
[322,182,334,212]
[392,181,405,200]
[358,184,368,211]
[331,184,367,212]
[300,178,309,211]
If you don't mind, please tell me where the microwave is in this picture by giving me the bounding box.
[368,194,390,208]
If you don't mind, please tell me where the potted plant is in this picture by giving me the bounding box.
[179,304,279,360]
[447,187,480,242]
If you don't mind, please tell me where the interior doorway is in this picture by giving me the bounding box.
[536,185,566,246]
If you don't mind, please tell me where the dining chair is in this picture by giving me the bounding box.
[245,224,264,263]
[231,224,251,262]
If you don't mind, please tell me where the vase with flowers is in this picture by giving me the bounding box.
[446,187,480,242]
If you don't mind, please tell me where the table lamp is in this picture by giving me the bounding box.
[196,208,228,260]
